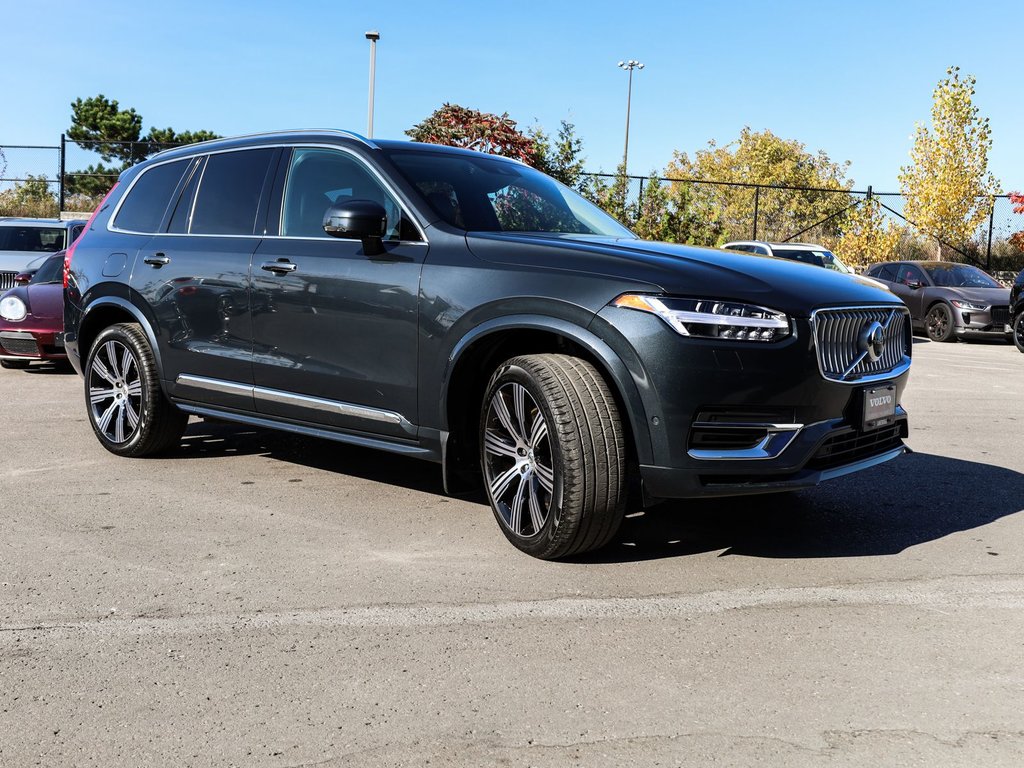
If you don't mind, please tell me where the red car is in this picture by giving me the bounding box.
[0,251,67,369]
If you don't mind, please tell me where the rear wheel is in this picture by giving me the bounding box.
[925,303,956,343]
[480,354,626,560]
[1014,313,1024,353]
[84,323,187,457]
[1,359,30,369]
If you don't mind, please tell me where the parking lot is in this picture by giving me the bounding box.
[1,338,1023,767]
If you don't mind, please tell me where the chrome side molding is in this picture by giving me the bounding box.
[687,422,804,461]
[175,374,414,433]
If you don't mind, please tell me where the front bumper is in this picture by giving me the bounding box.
[954,306,1013,338]
[0,329,66,360]
[641,408,908,499]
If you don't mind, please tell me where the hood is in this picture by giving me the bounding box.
[466,233,900,316]
[0,283,63,325]
[0,250,54,272]
[942,286,1011,305]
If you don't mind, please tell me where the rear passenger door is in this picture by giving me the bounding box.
[128,148,279,410]
[248,146,427,439]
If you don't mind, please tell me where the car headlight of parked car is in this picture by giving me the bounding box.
[612,295,790,342]
[950,299,989,312]
[0,296,27,322]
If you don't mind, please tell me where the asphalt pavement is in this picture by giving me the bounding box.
[1,337,1023,767]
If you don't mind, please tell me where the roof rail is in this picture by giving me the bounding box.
[150,129,378,159]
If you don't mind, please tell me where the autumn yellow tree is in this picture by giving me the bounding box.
[898,67,1000,259]
[830,197,905,267]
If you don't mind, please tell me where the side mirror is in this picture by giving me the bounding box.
[323,199,387,256]
[907,279,923,290]
[14,272,33,286]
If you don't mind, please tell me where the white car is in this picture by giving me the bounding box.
[723,240,890,291]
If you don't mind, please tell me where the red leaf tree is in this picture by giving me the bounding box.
[406,104,539,165]
[1011,192,1024,251]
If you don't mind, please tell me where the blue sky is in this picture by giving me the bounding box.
[3,0,1021,192]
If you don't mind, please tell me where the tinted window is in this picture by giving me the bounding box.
[190,149,275,235]
[281,148,412,240]
[0,226,66,252]
[894,264,926,286]
[30,253,64,284]
[873,264,897,281]
[113,159,189,233]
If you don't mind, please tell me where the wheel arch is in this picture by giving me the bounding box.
[439,315,652,494]
[78,297,163,376]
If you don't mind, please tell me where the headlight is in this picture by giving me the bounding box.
[612,294,790,342]
[0,296,27,322]
[950,299,988,311]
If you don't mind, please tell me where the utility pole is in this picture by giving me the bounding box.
[617,59,644,173]
[365,30,380,138]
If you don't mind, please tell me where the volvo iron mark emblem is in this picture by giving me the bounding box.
[860,320,886,362]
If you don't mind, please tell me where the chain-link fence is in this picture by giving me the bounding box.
[1,137,1021,272]
[582,171,1022,272]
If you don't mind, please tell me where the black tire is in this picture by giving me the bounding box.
[479,354,626,559]
[1,359,30,369]
[84,323,187,457]
[925,303,956,343]
[1014,313,1024,354]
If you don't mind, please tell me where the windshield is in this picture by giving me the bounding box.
[385,150,635,238]
[771,248,853,274]
[922,263,1002,288]
[0,226,66,252]
[30,253,65,284]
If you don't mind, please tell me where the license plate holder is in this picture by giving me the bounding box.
[862,384,896,431]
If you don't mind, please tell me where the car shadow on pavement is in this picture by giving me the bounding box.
[575,451,1024,563]
[176,417,449,496]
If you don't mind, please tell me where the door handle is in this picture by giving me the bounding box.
[260,261,297,274]
[144,253,170,267]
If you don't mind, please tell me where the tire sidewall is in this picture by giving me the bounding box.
[84,325,154,456]
[1015,313,1024,353]
[479,361,566,555]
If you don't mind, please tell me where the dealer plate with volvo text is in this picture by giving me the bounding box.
[862,384,897,431]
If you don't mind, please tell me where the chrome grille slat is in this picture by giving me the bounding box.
[0,271,17,292]
[812,306,911,383]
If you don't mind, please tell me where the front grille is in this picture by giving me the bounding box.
[0,271,16,292]
[992,306,1010,326]
[0,336,39,356]
[807,423,906,471]
[811,306,909,383]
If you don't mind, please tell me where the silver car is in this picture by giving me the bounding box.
[0,218,86,292]
[866,260,1012,343]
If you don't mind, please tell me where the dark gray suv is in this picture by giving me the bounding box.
[64,130,912,558]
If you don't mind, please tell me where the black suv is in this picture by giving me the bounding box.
[1012,268,1024,353]
[65,130,912,559]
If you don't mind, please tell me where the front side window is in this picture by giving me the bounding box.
[112,159,190,233]
[895,264,926,286]
[386,150,635,237]
[281,148,411,240]
[190,149,276,235]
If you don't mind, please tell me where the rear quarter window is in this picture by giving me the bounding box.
[112,159,190,233]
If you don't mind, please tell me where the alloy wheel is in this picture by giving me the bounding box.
[482,382,555,539]
[88,339,143,444]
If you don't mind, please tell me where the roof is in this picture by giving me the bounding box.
[0,217,85,227]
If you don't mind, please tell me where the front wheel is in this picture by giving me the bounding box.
[925,303,956,342]
[1014,313,1024,353]
[84,323,187,457]
[480,354,626,560]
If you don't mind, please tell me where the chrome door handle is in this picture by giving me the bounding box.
[144,253,170,267]
[260,261,297,274]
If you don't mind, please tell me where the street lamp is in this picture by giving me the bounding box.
[365,30,380,138]
[617,59,644,174]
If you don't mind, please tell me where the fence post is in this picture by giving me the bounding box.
[58,133,66,212]
[638,177,645,212]
[752,186,760,239]
[986,196,995,271]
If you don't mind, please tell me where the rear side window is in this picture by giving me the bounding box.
[113,159,189,233]
[190,149,276,235]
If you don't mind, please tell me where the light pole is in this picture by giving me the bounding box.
[365,30,380,138]
[617,59,644,174]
